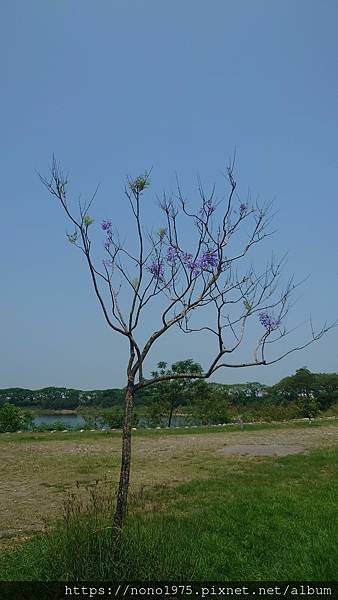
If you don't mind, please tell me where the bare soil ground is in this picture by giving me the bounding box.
[0,424,337,542]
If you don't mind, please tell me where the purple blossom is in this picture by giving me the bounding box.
[178,251,201,276]
[166,246,179,264]
[101,219,113,251]
[166,247,193,265]
[180,251,193,264]
[103,232,113,249]
[240,203,247,213]
[101,219,112,231]
[186,259,200,276]
[102,258,113,269]
[259,312,280,331]
[147,259,164,280]
[199,199,216,218]
[166,245,218,275]
[198,250,218,269]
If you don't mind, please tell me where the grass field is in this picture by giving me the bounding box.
[0,420,337,581]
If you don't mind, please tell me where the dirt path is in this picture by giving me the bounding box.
[0,424,337,541]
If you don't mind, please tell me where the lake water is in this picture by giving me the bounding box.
[34,414,86,427]
[33,413,197,429]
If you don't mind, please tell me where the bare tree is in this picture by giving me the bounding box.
[40,157,332,536]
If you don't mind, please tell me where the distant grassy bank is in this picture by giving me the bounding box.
[0,415,337,443]
[1,444,337,581]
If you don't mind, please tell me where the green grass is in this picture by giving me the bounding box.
[1,446,337,581]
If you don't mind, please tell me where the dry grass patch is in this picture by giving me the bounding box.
[0,423,337,542]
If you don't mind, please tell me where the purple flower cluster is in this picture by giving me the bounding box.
[166,246,218,276]
[199,250,218,269]
[185,257,200,277]
[101,219,113,250]
[166,246,177,264]
[259,312,280,331]
[147,259,164,281]
[101,219,112,231]
[199,198,216,218]
[240,203,248,213]
[180,251,193,264]
[102,258,113,269]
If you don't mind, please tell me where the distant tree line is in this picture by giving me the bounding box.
[0,387,125,409]
[1,367,337,426]
[270,368,338,410]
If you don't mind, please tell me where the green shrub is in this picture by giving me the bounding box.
[298,397,320,419]
[81,414,104,429]
[33,420,68,432]
[192,395,229,425]
[104,408,139,429]
[144,400,168,427]
[0,403,33,432]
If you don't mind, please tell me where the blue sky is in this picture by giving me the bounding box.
[1,0,337,389]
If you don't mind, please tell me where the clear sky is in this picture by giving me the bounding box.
[1,0,337,390]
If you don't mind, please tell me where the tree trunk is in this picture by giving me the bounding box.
[113,383,134,536]
[168,401,174,428]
